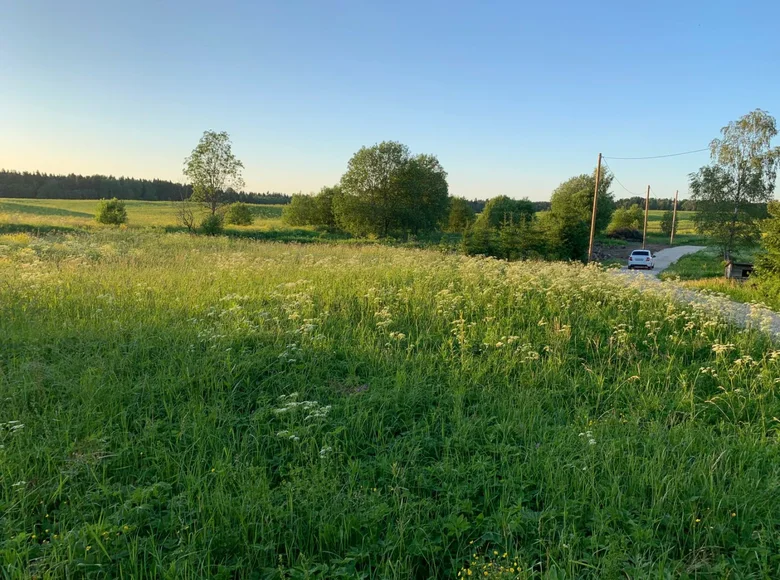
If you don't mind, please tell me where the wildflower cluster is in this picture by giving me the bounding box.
[458,549,526,578]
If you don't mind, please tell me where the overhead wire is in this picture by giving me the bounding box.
[603,147,710,160]
[601,159,641,197]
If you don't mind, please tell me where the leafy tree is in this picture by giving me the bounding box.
[445,197,476,232]
[223,202,254,226]
[283,194,319,226]
[755,201,780,275]
[546,169,614,261]
[475,196,535,229]
[660,209,676,236]
[397,154,449,233]
[95,198,127,225]
[183,131,245,215]
[313,185,340,230]
[692,109,780,260]
[608,204,643,232]
[336,141,449,237]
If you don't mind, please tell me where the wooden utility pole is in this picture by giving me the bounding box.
[642,185,650,249]
[669,190,678,245]
[587,153,602,263]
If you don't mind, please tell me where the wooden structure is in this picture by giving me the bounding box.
[725,261,754,281]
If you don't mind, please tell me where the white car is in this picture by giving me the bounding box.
[627,249,655,270]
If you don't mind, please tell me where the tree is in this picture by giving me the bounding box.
[313,185,340,230]
[608,204,643,232]
[95,198,127,225]
[335,141,449,237]
[283,194,320,226]
[474,196,535,229]
[445,197,476,232]
[546,169,614,261]
[660,209,676,236]
[183,131,245,215]
[692,109,780,260]
[755,201,780,276]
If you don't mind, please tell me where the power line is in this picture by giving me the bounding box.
[603,147,710,160]
[601,159,641,197]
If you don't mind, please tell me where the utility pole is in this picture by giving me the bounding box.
[642,185,650,249]
[669,190,678,246]
[587,153,602,263]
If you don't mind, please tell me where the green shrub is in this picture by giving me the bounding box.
[95,198,127,225]
[223,202,254,226]
[199,213,223,235]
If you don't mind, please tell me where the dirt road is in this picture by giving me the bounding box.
[622,245,706,276]
[614,246,780,339]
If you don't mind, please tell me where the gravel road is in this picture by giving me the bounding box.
[615,246,780,339]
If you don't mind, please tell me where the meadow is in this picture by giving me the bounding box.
[1,226,780,578]
[0,199,286,232]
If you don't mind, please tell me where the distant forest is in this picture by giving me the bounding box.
[0,170,291,204]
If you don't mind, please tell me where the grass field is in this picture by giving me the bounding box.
[2,227,780,578]
[0,199,286,231]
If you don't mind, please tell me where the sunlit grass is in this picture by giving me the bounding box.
[1,229,779,577]
[0,198,286,231]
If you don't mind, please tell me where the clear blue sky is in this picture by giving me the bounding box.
[1,0,778,200]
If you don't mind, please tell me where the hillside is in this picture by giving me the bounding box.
[1,229,778,577]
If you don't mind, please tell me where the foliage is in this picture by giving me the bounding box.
[608,204,643,233]
[660,208,676,236]
[474,196,535,229]
[336,141,449,237]
[1,230,779,577]
[95,198,127,225]
[445,198,476,233]
[183,131,245,215]
[281,187,340,230]
[223,202,254,226]
[199,213,223,235]
[545,169,615,261]
[756,201,780,277]
[692,109,780,260]
[282,194,319,226]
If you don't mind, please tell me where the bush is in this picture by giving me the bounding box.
[608,205,643,233]
[199,213,223,235]
[283,194,319,226]
[474,196,534,229]
[223,202,254,226]
[95,198,127,225]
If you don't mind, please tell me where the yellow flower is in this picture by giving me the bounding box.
[86,545,92,551]
[731,512,736,517]
[695,518,701,523]
[467,570,472,576]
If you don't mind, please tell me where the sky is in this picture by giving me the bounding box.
[1,0,778,201]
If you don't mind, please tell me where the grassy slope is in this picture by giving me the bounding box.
[1,229,779,578]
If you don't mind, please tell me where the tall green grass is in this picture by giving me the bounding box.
[1,230,779,578]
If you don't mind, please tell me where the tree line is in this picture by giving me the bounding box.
[0,170,290,204]
[279,139,614,262]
